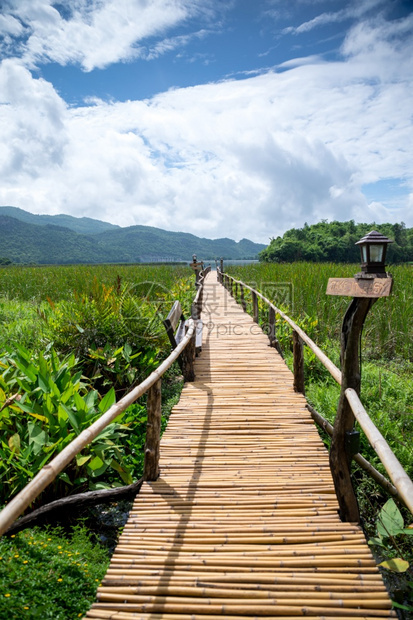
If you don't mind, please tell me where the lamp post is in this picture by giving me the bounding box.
[355,230,393,277]
[326,232,393,522]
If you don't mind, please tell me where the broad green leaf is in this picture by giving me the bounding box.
[76,454,91,467]
[59,403,80,434]
[74,391,86,414]
[84,390,98,410]
[110,458,133,484]
[27,411,48,423]
[89,481,111,490]
[378,558,409,572]
[124,343,132,361]
[13,358,37,383]
[8,433,21,454]
[37,372,50,393]
[98,387,116,413]
[368,536,385,547]
[377,499,404,538]
[58,472,72,485]
[87,455,108,477]
[28,422,47,445]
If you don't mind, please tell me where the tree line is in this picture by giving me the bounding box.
[259,220,413,263]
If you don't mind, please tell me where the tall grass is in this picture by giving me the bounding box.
[227,262,413,361]
[0,263,192,302]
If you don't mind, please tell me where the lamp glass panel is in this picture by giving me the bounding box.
[361,245,368,262]
[369,244,384,263]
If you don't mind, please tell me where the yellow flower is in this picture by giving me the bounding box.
[14,554,19,558]
[4,594,11,597]
[57,545,62,549]
[24,606,29,610]
[11,535,15,538]
[57,578,63,582]
[23,560,28,564]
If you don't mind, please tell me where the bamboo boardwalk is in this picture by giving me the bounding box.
[86,271,395,619]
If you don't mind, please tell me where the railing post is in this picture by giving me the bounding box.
[268,306,283,357]
[252,291,259,323]
[292,330,305,394]
[329,297,375,523]
[234,280,238,301]
[144,378,162,481]
[240,284,246,311]
[181,325,196,382]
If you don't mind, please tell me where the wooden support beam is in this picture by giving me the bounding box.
[181,326,196,382]
[143,379,162,481]
[268,306,283,357]
[240,284,246,312]
[292,330,305,394]
[329,297,375,523]
[252,291,259,324]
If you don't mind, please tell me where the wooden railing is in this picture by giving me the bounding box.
[0,269,209,537]
[218,268,413,517]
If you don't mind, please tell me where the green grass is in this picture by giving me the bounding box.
[227,262,413,360]
[0,263,193,303]
[0,525,109,619]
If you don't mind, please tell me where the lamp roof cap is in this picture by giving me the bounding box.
[355,230,394,245]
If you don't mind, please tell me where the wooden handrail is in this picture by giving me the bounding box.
[0,319,196,537]
[345,388,413,514]
[218,268,413,515]
[218,269,341,384]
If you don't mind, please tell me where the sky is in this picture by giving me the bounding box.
[0,0,412,244]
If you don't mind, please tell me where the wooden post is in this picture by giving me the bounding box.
[252,291,259,323]
[240,284,246,312]
[268,306,275,344]
[329,297,375,523]
[181,326,196,382]
[234,281,238,301]
[292,330,305,394]
[143,379,162,481]
[220,258,224,274]
[267,306,283,357]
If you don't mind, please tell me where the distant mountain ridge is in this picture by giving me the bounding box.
[0,207,265,264]
[0,206,119,235]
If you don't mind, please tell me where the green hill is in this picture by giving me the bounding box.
[259,220,413,263]
[0,206,119,235]
[0,208,265,265]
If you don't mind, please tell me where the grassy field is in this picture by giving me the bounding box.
[225,261,413,360]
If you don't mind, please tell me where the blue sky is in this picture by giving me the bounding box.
[0,0,412,243]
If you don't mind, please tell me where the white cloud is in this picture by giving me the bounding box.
[283,0,388,35]
[0,0,215,71]
[0,8,412,242]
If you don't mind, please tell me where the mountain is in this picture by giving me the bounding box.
[0,206,119,235]
[0,207,265,264]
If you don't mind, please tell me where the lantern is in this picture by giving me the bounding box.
[355,230,393,275]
